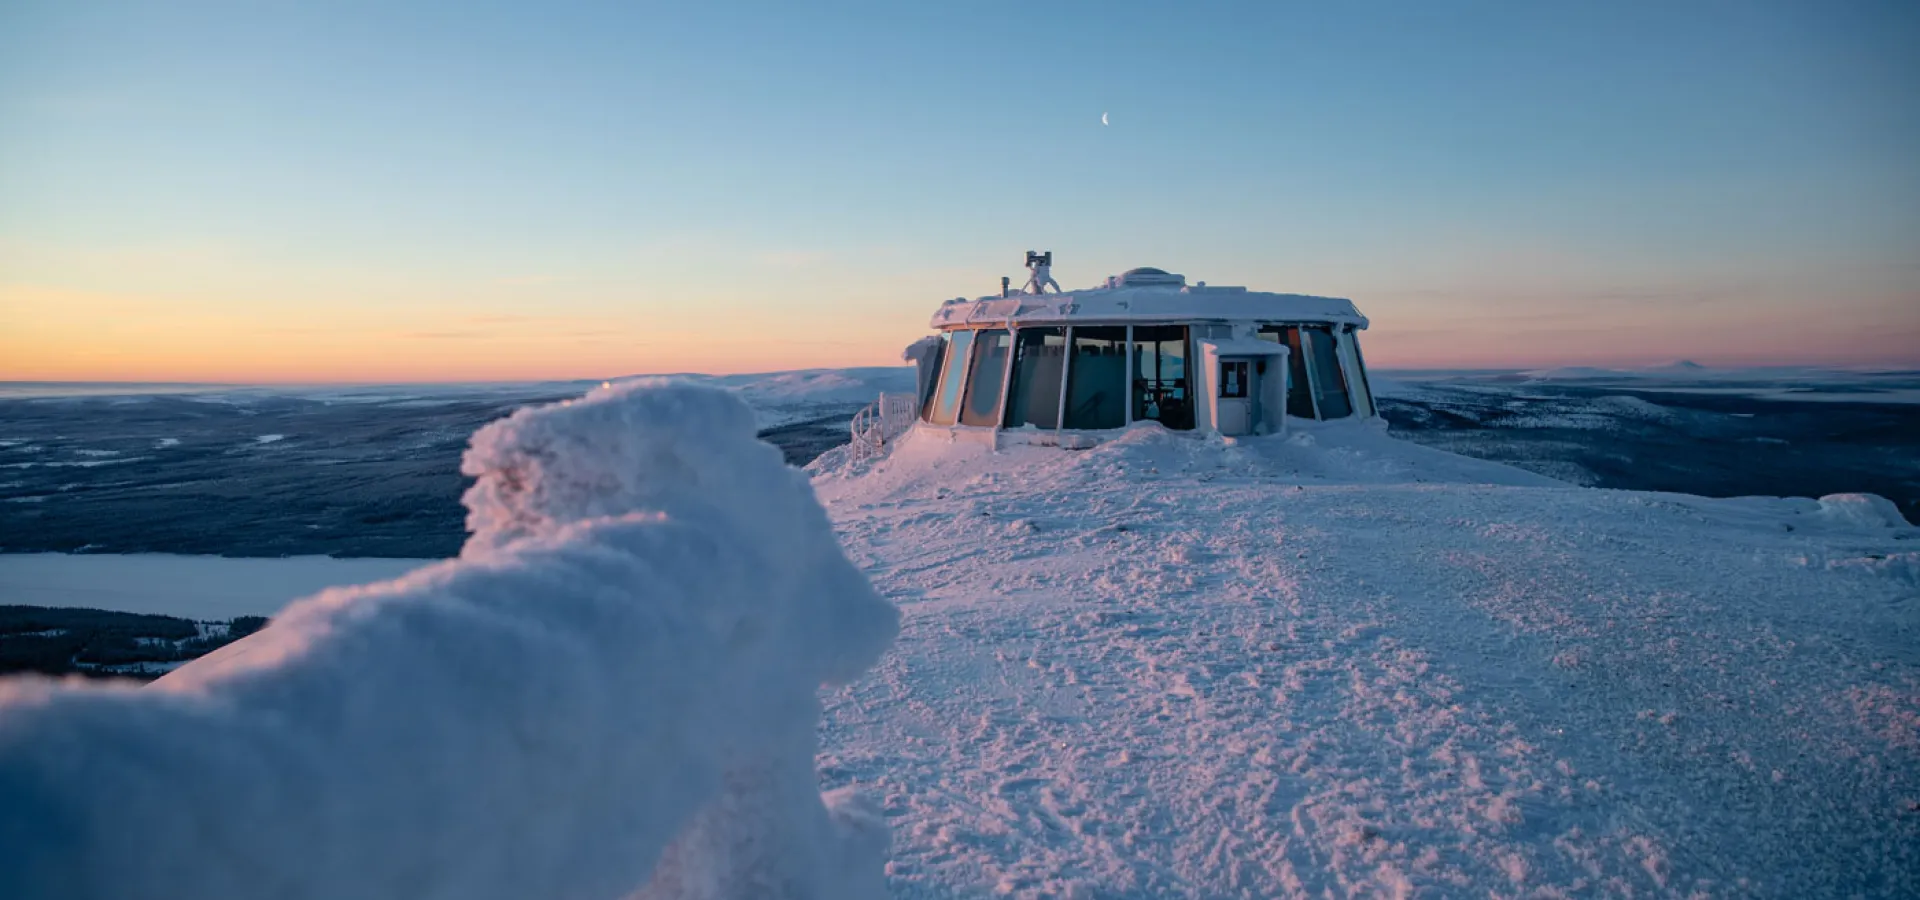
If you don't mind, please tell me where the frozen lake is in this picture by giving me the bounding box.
[0,554,432,620]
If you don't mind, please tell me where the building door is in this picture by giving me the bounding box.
[1216,358,1253,435]
[1131,325,1193,430]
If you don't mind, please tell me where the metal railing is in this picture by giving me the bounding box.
[849,392,919,458]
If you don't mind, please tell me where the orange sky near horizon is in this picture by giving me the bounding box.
[7,275,1917,384]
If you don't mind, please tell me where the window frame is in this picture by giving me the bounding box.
[1256,324,1321,419]
[926,329,976,426]
[1129,323,1195,430]
[1301,325,1353,420]
[1344,325,1376,419]
[958,328,1014,428]
[916,334,948,422]
[1004,326,1070,430]
[1218,360,1250,399]
[1061,324,1129,430]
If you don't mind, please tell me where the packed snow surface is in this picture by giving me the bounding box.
[0,382,899,900]
[810,423,1920,897]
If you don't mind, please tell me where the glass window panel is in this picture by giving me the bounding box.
[917,335,947,421]
[927,330,974,425]
[1219,360,1249,398]
[959,329,1013,427]
[1305,326,1353,419]
[1131,325,1193,430]
[1062,326,1127,429]
[1257,325,1318,419]
[1005,327,1068,429]
[1347,329,1376,418]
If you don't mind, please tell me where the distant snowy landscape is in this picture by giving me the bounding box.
[2,364,1913,562]
[0,367,916,559]
[2,368,1917,896]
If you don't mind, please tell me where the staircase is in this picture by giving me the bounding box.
[849,393,918,459]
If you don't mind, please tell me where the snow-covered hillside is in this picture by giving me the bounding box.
[810,425,1919,897]
[627,367,917,428]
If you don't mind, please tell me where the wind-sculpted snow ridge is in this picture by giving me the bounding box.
[811,424,1920,898]
[0,381,900,900]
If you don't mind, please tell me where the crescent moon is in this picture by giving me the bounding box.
[1101,112,1109,126]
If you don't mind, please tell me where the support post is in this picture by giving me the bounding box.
[1054,326,1073,432]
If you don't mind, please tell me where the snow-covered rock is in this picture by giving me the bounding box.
[0,382,899,900]
[1816,492,1912,529]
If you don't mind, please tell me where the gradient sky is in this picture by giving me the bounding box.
[2,0,1916,382]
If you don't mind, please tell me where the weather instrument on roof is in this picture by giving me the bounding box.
[1023,251,1061,295]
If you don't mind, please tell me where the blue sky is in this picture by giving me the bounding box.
[2,0,1916,379]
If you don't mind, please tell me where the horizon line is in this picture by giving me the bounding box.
[3,360,1918,391]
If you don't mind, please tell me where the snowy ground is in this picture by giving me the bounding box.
[810,424,1920,897]
[4,369,1918,894]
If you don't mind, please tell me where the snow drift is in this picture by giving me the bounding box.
[0,381,900,900]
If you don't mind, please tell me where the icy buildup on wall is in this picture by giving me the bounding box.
[0,381,900,900]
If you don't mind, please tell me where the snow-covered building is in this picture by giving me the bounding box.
[903,264,1376,444]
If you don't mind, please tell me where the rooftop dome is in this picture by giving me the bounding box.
[1117,266,1185,287]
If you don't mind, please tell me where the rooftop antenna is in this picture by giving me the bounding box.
[1024,251,1061,294]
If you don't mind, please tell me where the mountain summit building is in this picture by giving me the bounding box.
[903,262,1378,446]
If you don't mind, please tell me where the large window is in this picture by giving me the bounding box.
[916,335,947,421]
[1304,326,1353,419]
[927,330,974,425]
[1347,328,1376,418]
[1257,325,1319,419]
[1004,327,1067,429]
[1062,326,1127,429]
[1131,325,1193,430]
[959,329,1013,427]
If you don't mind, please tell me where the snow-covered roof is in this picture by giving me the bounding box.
[929,275,1367,330]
